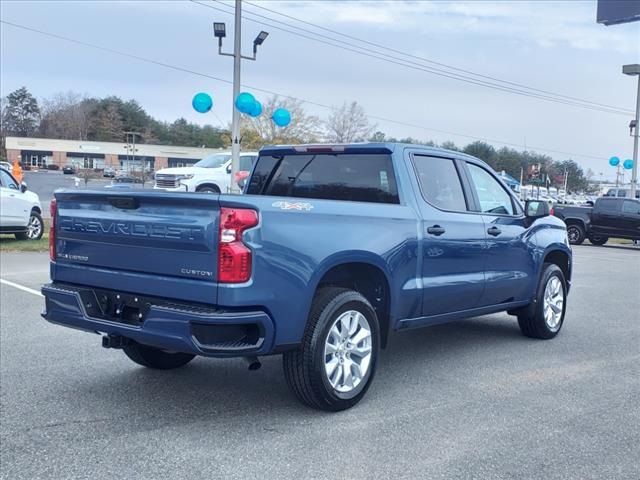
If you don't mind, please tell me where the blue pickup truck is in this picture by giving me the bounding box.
[42,143,572,410]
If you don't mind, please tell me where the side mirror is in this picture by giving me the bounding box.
[525,199,550,219]
[20,182,28,193]
[226,164,232,174]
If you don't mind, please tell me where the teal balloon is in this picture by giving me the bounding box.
[235,92,256,114]
[609,156,620,167]
[248,100,262,117]
[272,108,291,127]
[623,159,634,170]
[192,92,213,113]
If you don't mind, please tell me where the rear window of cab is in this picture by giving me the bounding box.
[246,153,399,204]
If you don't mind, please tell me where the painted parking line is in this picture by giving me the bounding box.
[0,278,43,297]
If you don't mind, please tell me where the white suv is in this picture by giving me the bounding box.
[154,152,258,193]
[0,167,43,240]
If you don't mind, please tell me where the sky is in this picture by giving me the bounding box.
[1,0,639,179]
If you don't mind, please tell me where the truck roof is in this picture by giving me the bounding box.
[259,142,473,160]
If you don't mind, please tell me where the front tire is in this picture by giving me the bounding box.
[196,185,220,194]
[518,263,567,339]
[123,342,195,370]
[15,211,43,240]
[283,288,380,411]
[566,224,585,245]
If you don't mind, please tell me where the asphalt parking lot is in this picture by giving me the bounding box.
[1,245,638,480]
[22,171,149,217]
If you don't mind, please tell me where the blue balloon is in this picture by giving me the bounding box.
[609,156,620,167]
[192,92,213,113]
[248,100,262,118]
[272,108,291,127]
[623,159,634,170]
[235,92,256,114]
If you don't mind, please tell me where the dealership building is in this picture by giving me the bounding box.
[5,136,224,171]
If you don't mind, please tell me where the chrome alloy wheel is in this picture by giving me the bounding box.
[323,310,373,393]
[543,276,564,331]
[26,214,42,239]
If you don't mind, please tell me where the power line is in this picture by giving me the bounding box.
[241,0,632,114]
[199,0,632,116]
[0,19,605,161]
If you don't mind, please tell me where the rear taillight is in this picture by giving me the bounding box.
[218,207,258,283]
[49,198,57,262]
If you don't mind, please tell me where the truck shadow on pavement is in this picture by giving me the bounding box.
[68,315,532,423]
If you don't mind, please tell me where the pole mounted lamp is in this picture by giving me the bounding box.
[213,22,226,47]
[622,63,640,199]
[214,1,270,194]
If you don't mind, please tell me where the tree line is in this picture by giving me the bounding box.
[1,86,589,190]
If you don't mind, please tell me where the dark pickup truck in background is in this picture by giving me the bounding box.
[553,197,640,245]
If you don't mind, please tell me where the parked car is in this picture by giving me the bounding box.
[42,143,572,411]
[0,167,43,240]
[103,167,116,178]
[154,152,258,193]
[114,174,143,184]
[62,165,76,175]
[604,188,640,199]
[553,197,640,245]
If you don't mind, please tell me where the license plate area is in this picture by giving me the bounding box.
[78,289,151,326]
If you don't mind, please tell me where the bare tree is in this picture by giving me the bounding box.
[324,101,375,143]
[240,95,321,149]
[39,92,93,140]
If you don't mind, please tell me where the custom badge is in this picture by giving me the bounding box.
[272,201,314,211]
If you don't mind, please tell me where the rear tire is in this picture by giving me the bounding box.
[518,263,567,339]
[588,235,608,246]
[566,224,585,245]
[283,287,380,411]
[123,343,195,370]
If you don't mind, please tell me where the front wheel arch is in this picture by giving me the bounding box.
[195,183,221,193]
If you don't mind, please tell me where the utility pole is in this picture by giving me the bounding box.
[630,72,639,198]
[230,0,242,194]
[623,64,640,199]
[215,2,269,193]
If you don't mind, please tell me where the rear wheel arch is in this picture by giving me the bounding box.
[312,260,392,348]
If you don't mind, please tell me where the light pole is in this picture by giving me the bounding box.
[215,1,269,193]
[623,64,640,198]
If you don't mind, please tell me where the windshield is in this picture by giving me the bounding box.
[194,154,231,169]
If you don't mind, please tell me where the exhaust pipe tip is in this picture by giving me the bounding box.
[243,356,262,371]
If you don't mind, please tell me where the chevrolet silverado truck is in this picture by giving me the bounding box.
[553,197,640,245]
[154,151,258,193]
[42,143,572,411]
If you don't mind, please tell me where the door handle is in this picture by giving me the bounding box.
[487,226,502,236]
[427,225,446,236]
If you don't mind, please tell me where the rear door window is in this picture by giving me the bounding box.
[622,200,639,215]
[246,153,399,204]
[239,155,257,171]
[598,199,621,213]
[411,155,467,211]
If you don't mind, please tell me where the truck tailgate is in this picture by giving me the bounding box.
[52,190,220,303]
